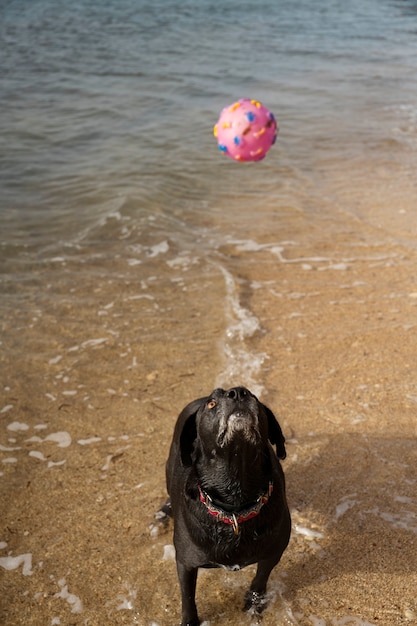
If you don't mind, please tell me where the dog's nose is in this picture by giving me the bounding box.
[226,387,250,401]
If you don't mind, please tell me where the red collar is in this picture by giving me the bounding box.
[198,481,273,535]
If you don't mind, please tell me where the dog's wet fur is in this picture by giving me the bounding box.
[157,386,291,626]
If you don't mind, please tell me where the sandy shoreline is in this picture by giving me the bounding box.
[1,215,417,625]
[2,0,417,622]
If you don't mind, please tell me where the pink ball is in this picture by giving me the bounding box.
[214,98,278,162]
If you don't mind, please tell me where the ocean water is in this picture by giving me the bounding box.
[1,1,417,624]
[1,0,417,386]
[1,0,417,251]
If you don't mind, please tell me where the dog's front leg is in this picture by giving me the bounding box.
[176,560,200,626]
[244,555,279,614]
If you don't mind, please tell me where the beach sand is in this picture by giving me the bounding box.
[1,215,417,626]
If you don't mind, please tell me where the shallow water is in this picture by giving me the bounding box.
[2,0,417,251]
[1,0,417,300]
[1,0,417,624]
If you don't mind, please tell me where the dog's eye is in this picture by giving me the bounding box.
[207,400,217,409]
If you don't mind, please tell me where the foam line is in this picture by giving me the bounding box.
[215,266,266,397]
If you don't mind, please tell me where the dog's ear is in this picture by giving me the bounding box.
[180,414,197,466]
[176,398,206,467]
[263,404,286,460]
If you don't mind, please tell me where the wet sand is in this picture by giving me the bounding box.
[1,215,417,625]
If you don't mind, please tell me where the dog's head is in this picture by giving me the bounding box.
[179,386,286,467]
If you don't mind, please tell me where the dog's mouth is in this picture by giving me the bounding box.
[217,410,260,447]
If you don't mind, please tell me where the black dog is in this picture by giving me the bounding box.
[158,386,291,626]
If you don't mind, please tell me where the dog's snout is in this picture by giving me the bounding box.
[226,387,250,401]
